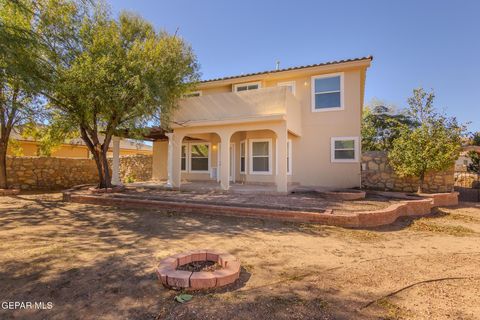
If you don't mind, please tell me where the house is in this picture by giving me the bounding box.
[455,145,480,172]
[149,56,372,192]
[8,130,152,158]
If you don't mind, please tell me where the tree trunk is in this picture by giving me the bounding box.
[90,147,112,189]
[417,172,425,194]
[0,143,7,189]
[79,126,113,189]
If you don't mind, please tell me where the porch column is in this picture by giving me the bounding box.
[219,131,232,190]
[111,136,122,186]
[165,133,174,188]
[171,133,184,189]
[275,124,288,193]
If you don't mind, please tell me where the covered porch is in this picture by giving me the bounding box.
[153,122,293,193]
[108,86,301,193]
[150,86,301,193]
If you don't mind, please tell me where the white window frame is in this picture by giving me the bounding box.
[181,143,188,172]
[233,81,262,92]
[189,142,211,173]
[277,81,296,96]
[331,136,359,163]
[311,73,344,112]
[183,90,202,98]
[249,138,272,175]
[240,140,246,174]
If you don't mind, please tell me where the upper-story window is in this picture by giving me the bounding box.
[183,91,202,98]
[277,81,296,96]
[311,73,343,112]
[233,81,261,92]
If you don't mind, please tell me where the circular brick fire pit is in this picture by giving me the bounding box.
[156,250,241,290]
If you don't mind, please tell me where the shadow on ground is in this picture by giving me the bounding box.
[0,194,479,319]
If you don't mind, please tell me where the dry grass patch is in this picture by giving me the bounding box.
[339,229,386,242]
[409,220,475,236]
[376,298,413,320]
[444,213,480,223]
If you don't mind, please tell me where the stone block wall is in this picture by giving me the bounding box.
[454,172,480,188]
[6,155,153,190]
[7,157,98,190]
[361,151,454,193]
[107,154,152,183]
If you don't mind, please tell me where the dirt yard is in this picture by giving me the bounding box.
[0,193,479,320]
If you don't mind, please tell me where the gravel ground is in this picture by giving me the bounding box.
[0,193,479,320]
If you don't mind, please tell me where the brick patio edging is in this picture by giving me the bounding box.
[0,189,20,196]
[156,250,240,290]
[63,191,459,228]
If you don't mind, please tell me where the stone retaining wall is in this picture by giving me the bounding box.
[65,191,459,228]
[6,155,152,190]
[454,172,479,188]
[108,154,152,183]
[361,151,454,193]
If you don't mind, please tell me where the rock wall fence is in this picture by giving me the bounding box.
[454,172,480,189]
[6,154,152,190]
[111,154,152,183]
[361,151,454,193]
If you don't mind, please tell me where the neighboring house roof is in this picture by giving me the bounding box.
[10,130,152,151]
[200,56,373,84]
[463,145,480,153]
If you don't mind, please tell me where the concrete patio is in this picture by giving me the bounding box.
[63,183,459,227]
[127,180,299,194]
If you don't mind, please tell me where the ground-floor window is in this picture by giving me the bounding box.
[190,143,210,172]
[240,140,246,174]
[331,137,359,162]
[181,144,187,171]
[249,139,272,174]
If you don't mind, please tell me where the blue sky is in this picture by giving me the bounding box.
[109,0,480,133]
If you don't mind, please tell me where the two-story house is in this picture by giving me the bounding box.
[150,56,372,193]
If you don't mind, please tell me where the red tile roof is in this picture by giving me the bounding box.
[200,56,373,83]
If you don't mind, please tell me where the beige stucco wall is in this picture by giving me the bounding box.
[10,140,152,158]
[152,60,369,189]
[152,140,168,180]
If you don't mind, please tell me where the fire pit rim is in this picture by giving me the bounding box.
[156,249,240,290]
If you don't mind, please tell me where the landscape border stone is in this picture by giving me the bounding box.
[0,188,20,196]
[88,185,126,194]
[64,188,459,228]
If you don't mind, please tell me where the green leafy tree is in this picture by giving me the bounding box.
[467,151,480,173]
[470,132,480,146]
[362,102,415,151]
[0,0,48,189]
[388,88,464,193]
[41,1,199,188]
[6,137,24,156]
